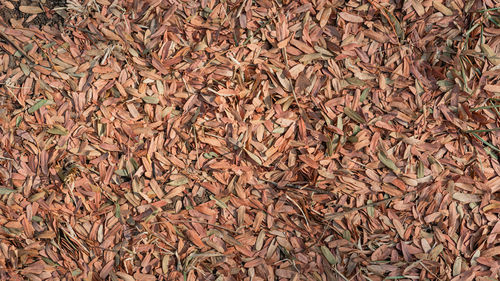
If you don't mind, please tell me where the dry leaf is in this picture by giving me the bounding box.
[339,12,364,23]
[0,1,496,280]
[19,6,43,14]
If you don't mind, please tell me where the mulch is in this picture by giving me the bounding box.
[0,0,499,280]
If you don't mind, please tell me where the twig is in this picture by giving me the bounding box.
[285,194,310,229]
[262,179,335,195]
[152,218,239,234]
[263,179,420,220]
[418,260,440,279]
[190,123,201,170]
[0,156,14,161]
[31,39,67,81]
[0,25,35,64]
[283,48,302,112]
[333,266,350,281]
[365,0,403,45]
[325,190,417,220]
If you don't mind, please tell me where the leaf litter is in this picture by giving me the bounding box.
[0,0,500,280]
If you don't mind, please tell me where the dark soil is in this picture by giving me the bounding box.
[193,188,211,205]
[0,0,66,28]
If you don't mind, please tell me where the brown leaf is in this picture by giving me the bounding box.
[339,12,364,23]
[19,6,43,14]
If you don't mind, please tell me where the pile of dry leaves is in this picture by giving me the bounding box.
[0,0,499,280]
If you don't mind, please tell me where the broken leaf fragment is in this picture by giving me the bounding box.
[168,177,188,186]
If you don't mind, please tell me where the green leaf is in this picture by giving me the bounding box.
[386,10,404,41]
[481,43,500,65]
[360,87,370,102]
[16,116,22,127]
[20,63,31,76]
[28,99,48,113]
[321,246,337,265]
[471,132,500,153]
[465,128,500,133]
[32,215,43,222]
[24,43,34,52]
[378,151,401,174]
[326,137,336,156]
[41,256,60,267]
[114,203,121,218]
[203,152,218,159]
[345,77,365,86]
[471,104,500,111]
[343,230,351,240]
[130,158,139,170]
[337,115,343,131]
[344,107,365,124]
[0,188,17,195]
[436,80,454,91]
[42,42,56,49]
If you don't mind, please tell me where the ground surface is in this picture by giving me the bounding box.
[0,0,500,280]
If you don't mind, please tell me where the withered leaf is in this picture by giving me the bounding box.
[0,0,496,279]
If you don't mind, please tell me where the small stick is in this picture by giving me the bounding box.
[0,26,35,64]
[152,218,239,234]
[262,179,335,195]
[0,156,14,161]
[191,125,201,170]
[325,190,417,220]
[263,179,419,220]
